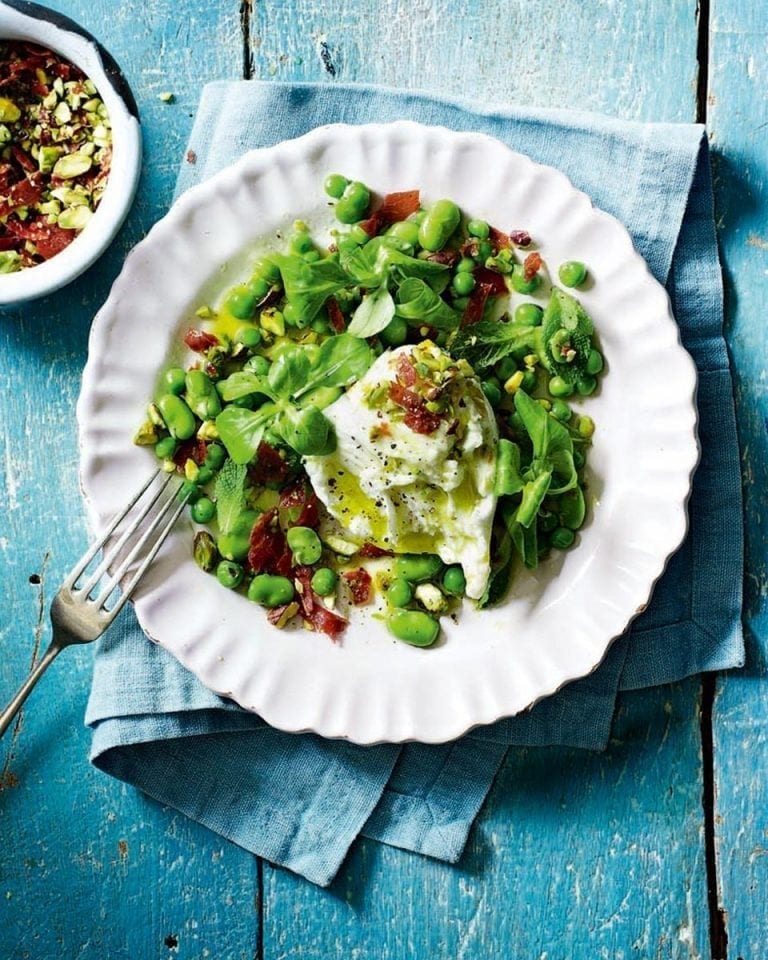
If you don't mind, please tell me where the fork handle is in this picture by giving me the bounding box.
[0,642,62,739]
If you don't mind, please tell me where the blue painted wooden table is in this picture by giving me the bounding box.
[1,2,766,957]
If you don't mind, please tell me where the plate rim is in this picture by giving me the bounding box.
[77,120,700,744]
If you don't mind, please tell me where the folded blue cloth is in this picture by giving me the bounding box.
[86,81,744,887]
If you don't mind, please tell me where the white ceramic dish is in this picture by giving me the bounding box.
[77,121,698,745]
[0,0,141,305]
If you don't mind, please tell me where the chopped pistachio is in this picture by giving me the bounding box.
[147,402,166,428]
[0,250,21,274]
[53,100,71,124]
[52,151,92,179]
[38,199,61,216]
[57,205,92,230]
[82,97,101,111]
[414,583,448,613]
[193,531,219,572]
[133,421,159,445]
[160,458,177,473]
[184,459,200,482]
[0,125,11,145]
[52,77,64,96]
[260,308,285,337]
[0,97,20,123]
[79,140,96,157]
[84,79,97,95]
[38,145,62,173]
[158,91,175,103]
[197,419,219,440]
[195,304,214,319]
[271,602,300,629]
[42,90,58,110]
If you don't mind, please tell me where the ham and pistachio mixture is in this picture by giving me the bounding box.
[134,176,603,647]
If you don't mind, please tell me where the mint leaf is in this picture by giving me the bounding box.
[214,459,247,534]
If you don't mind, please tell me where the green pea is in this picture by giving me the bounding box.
[205,443,226,469]
[216,560,244,589]
[481,380,502,407]
[248,574,295,608]
[350,224,370,245]
[227,286,258,320]
[551,399,572,422]
[324,173,349,199]
[289,231,314,255]
[441,565,466,596]
[476,239,493,262]
[576,375,597,397]
[456,256,476,273]
[387,609,440,647]
[495,357,518,381]
[558,487,586,530]
[158,394,196,440]
[235,326,262,349]
[185,369,222,419]
[217,509,259,561]
[286,526,322,566]
[386,578,413,608]
[508,412,525,435]
[251,256,281,285]
[163,366,187,395]
[521,370,537,392]
[394,553,444,584]
[467,218,490,239]
[386,220,420,246]
[335,181,371,224]
[514,302,544,327]
[191,496,216,523]
[380,315,408,347]
[577,415,595,439]
[586,349,604,375]
[548,376,574,398]
[558,260,587,288]
[244,355,270,376]
[282,303,300,328]
[179,480,201,504]
[311,316,330,334]
[551,527,576,550]
[452,271,476,296]
[510,265,540,294]
[196,464,214,485]
[155,436,177,460]
[311,567,338,596]
[418,199,461,252]
[248,276,271,301]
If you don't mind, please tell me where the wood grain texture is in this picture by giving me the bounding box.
[262,685,709,959]
[254,3,712,957]
[0,3,258,958]
[250,0,700,122]
[708,2,768,957]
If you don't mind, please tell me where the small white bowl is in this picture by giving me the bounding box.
[0,0,141,305]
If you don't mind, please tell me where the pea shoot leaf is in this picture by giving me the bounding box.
[395,278,460,331]
[347,285,396,338]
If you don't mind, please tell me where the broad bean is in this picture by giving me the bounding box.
[248,574,295,608]
[158,393,196,440]
[394,554,444,584]
[418,199,461,252]
[387,609,440,647]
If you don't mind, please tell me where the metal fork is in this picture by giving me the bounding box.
[0,471,190,738]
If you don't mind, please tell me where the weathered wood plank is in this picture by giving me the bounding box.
[262,684,709,959]
[707,2,768,956]
[0,3,258,958]
[256,2,712,957]
[251,0,700,121]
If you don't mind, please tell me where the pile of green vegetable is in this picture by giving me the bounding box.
[134,173,604,645]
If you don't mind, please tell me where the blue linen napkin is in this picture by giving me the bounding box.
[86,81,744,887]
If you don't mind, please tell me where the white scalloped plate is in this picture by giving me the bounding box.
[77,122,698,745]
